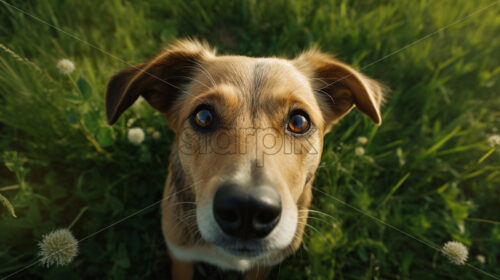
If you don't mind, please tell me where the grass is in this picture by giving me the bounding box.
[0,0,499,279]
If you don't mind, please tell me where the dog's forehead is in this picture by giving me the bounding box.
[190,56,316,107]
[202,56,310,90]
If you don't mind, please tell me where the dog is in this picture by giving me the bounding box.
[105,39,385,280]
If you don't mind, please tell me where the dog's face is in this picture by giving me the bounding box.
[106,40,384,263]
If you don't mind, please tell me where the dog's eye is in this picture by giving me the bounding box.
[191,105,216,131]
[288,111,310,134]
[195,109,213,127]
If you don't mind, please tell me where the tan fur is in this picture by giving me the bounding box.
[106,39,386,280]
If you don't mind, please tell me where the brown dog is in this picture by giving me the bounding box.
[106,40,385,280]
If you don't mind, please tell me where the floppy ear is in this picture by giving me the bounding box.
[293,50,386,129]
[106,40,215,125]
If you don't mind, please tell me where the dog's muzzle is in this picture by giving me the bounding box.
[213,182,282,239]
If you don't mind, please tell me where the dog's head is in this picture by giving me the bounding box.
[106,40,384,262]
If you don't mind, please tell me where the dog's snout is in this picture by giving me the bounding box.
[213,183,282,239]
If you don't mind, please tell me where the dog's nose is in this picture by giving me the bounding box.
[213,183,282,239]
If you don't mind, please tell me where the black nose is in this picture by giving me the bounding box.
[213,183,282,239]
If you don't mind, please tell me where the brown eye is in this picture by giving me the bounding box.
[195,109,213,127]
[191,105,217,131]
[288,111,310,134]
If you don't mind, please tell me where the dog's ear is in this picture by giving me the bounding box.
[293,50,386,129]
[106,40,215,125]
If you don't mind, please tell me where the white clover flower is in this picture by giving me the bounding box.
[476,255,486,264]
[127,118,136,128]
[152,130,161,140]
[488,134,500,148]
[38,228,78,267]
[128,127,145,145]
[355,147,365,156]
[442,241,468,265]
[146,127,155,134]
[357,136,368,145]
[56,59,75,75]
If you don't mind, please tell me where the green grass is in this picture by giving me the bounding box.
[1,0,499,279]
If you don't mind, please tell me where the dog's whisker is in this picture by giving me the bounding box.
[298,209,338,222]
[309,77,331,88]
[315,88,336,105]
[309,216,330,225]
[174,212,197,223]
[163,182,197,202]
[168,201,197,207]
[184,224,199,236]
[297,222,329,244]
[173,64,217,93]
[167,214,198,234]
[297,215,331,225]
[188,59,217,88]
